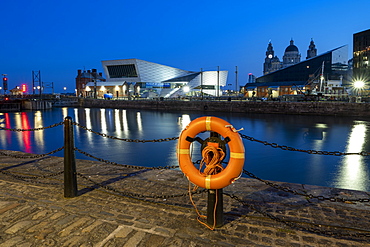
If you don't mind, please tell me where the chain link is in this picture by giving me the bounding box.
[0,170,64,180]
[76,172,206,199]
[74,147,179,170]
[224,192,370,239]
[239,133,370,156]
[72,122,179,143]
[0,121,64,132]
[243,169,370,203]
[0,147,64,159]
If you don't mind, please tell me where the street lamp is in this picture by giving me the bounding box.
[353,80,366,103]
[353,80,365,90]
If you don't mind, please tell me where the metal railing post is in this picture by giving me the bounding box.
[64,116,77,198]
[207,188,224,228]
[206,131,224,228]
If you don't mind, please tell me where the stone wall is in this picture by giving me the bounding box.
[78,98,370,117]
[22,100,52,110]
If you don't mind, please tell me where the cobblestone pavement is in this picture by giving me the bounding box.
[0,151,370,246]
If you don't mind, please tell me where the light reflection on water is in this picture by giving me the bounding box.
[0,108,370,192]
[336,122,369,191]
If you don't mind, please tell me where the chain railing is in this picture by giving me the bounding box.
[1,116,370,239]
[0,170,64,180]
[74,147,179,170]
[0,121,64,132]
[76,172,206,199]
[72,121,179,143]
[242,169,370,203]
[239,133,370,156]
[0,121,65,159]
[0,147,65,159]
[224,192,370,239]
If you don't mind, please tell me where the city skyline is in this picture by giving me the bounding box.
[1,0,369,93]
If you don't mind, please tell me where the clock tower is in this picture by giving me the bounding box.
[306,39,317,59]
[265,41,274,59]
[264,41,282,75]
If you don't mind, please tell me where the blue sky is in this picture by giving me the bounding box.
[1,0,369,93]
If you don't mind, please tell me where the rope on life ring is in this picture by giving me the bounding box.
[177,116,245,190]
[199,145,225,176]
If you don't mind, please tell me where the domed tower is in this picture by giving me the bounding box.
[282,39,301,68]
[306,39,317,59]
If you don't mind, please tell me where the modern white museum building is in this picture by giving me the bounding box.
[83,59,228,98]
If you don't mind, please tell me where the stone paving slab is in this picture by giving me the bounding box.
[0,151,370,246]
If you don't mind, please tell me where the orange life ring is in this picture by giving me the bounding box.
[177,116,245,189]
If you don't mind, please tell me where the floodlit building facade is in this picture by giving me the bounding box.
[81,59,227,98]
[353,29,370,83]
[245,45,349,98]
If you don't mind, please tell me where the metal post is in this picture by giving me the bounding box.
[64,116,78,198]
[207,189,224,228]
[217,66,220,99]
[206,131,224,228]
[94,79,97,99]
[200,68,203,100]
[235,66,238,95]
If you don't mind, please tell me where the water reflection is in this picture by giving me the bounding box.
[1,108,370,192]
[3,112,35,153]
[178,114,191,130]
[62,107,68,119]
[114,109,122,136]
[100,109,107,132]
[137,112,143,134]
[122,110,128,133]
[336,122,369,191]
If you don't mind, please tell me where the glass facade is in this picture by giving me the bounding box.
[107,64,138,78]
[353,29,370,82]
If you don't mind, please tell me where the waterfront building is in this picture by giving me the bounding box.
[246,45,349,98]
[75,69,105,97]
[81,59,227,98]
[282,39,301,68]
[263,39,309,75]
[353,29,370,84]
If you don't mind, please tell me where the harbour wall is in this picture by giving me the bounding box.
[78,98,370,117]
[22,100,52,110]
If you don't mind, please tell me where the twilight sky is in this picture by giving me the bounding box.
[1,0,369,93]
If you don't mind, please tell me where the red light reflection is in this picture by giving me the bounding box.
[21,112,32,153]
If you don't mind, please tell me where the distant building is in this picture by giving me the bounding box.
[263,39,317,75]
[76,69,105,97]
[282,39,301,68]
[306,39,317,59]
[248,73,256,83]
[353,29,370,82]
[245,45,349,98]
[82,59,227,98]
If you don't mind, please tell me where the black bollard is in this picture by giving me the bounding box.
[205,131,225,228]
[64,116,78,198]
[207,189,224,228]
